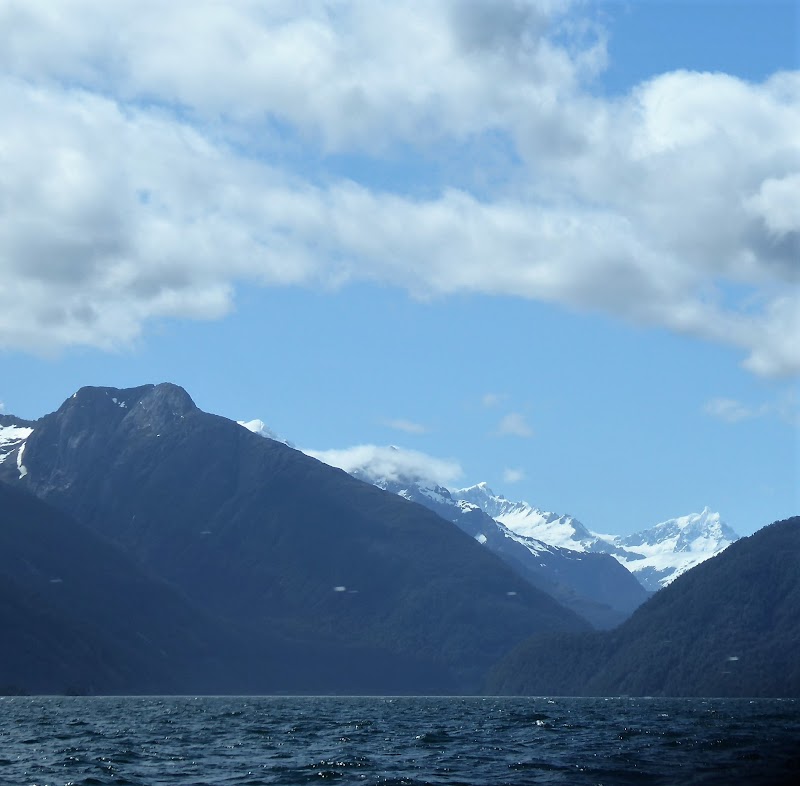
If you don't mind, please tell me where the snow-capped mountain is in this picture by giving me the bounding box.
[229,430,737,595]
[455,481,600,550]
[455,483,739,592]
[613,508,740,590]
[317,465,650,629]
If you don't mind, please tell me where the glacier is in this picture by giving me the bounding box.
[455,483,739,591]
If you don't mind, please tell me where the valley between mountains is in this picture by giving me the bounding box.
[1,384,797,697]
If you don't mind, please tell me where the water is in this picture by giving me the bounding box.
[1,696,797,785]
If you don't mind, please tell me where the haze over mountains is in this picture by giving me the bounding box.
[1,383,793,697]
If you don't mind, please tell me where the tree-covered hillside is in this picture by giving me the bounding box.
[488,517,800,697]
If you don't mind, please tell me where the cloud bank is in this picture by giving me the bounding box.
[306,444,463,486]
[1,1,798,375]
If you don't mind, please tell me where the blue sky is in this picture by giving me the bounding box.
[0,1,797,536]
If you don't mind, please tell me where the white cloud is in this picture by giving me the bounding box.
[306,444,463,486]
[237,419,295,447]
[0,0,583,150]
[383,418,428,434]
[503,467,525,483]
[745,172,800,238]
[0,1,797,376]
[494,412,534,438]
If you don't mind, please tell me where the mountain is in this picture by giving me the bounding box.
[613,508,740,589]
[0,479,275,695]
[455,482,599,548]
[487,516,800,697]
[336,470,649,630]
[0,383,589,694]
[455,483,739,591]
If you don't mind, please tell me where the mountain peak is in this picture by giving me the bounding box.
[61,383,197,423]
[66,383,196,409]
[456,481,501,500]
[145,382,197,414]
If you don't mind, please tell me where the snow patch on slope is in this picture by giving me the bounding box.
[0,423,33,467]
[16,442,28,478]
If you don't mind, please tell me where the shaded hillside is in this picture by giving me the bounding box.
[0,480,250,694]
[488,516,800,697]
[0,480,473,695]
[2,384,588,693]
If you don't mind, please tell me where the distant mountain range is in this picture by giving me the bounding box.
[325,469,649,630]
[5,413,741,600]
[294,440,739,596]
[0,384,791,697]
[0,384,587,694]
[454,482,740,591]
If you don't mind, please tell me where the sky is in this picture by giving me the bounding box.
[0,0,798,537]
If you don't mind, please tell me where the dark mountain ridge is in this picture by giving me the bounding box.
[1,383,589,693]
[488,516,800,697]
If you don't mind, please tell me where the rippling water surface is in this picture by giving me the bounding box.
[1,695,797,785]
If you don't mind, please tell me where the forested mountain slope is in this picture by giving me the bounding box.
[488,516,800,697]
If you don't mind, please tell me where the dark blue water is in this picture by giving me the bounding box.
[1,696,797,785]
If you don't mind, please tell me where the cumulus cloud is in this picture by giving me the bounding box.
[494,412,534,438]
[0,1,798,375]
[383,419,428,434]
[503,467,526,483]
[306,444,463,486]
